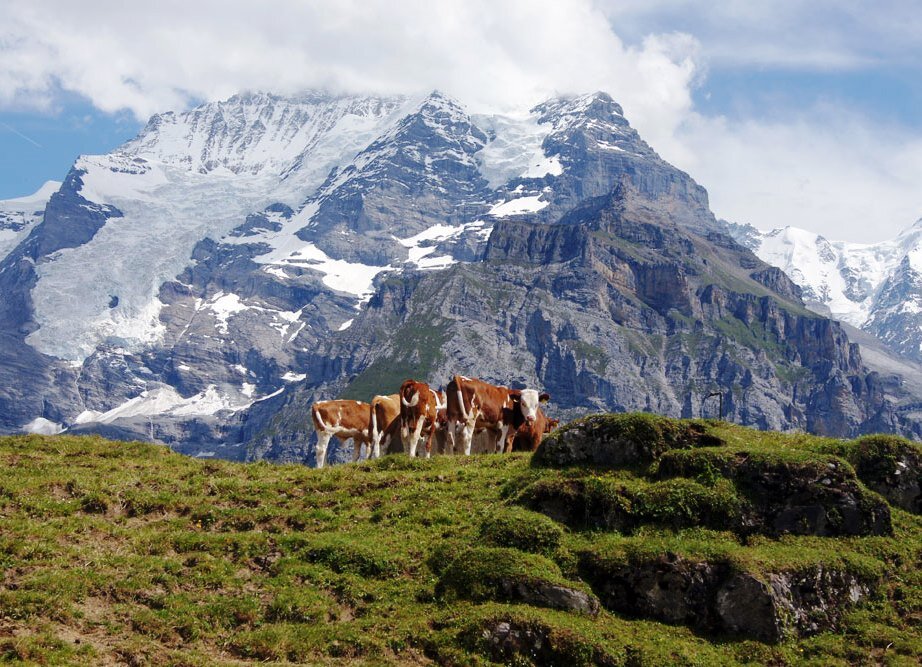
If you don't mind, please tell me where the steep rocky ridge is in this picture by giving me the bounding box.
[244,181,907,464]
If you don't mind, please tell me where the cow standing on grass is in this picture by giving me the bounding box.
[445,375,550,455]
[310,400,372,468]
[369,394,400,459]
[510,409,559,452]
[399,380,441,458]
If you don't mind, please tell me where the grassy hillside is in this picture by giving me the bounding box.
[0,418,919,666]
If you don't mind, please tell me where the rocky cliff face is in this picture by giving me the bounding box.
[245,183,907,464]
[0,89,917,459]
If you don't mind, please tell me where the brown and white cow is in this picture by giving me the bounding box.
[509,408,559,452]
[310,399,372,468]
[445,375,550,455]
[399,380,441,458]
[369,393,400,459]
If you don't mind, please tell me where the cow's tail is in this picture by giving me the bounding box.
[453,375,470,422]
[311,405,328,432]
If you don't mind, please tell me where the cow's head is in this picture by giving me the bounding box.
[519,389,550,423]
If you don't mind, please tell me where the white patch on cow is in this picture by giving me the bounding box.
[402,392,419,407]
[409,418,426,458]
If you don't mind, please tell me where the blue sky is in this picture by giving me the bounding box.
[1,1,920,242]
[0,93,141,198]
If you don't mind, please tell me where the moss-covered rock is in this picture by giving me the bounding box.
[463,616,619,667]
[516,477,633,531]
[633,478,743,530]
[828,435,922,513]
[658,449,892,537]
[532,413,723,469]
[578,548,878,643]
[434,546,599,615]
[518,475,744,534]
[479,508,564,556]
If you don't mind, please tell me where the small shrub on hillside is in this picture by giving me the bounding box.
[479,508,564,556]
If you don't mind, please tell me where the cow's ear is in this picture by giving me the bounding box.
[539,392,550,403]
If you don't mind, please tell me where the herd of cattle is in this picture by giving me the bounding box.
[310,375,557,468]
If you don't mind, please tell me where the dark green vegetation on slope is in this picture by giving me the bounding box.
[0,417,920,665]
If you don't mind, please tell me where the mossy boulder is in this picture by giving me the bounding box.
[532,413,723,469]
[434,546,599,615]
[829,435,922,513]
[516,477,633,531]
[633,478,743,530]
[578,549,878,643]
[517,476,743,533]
[463,615,619,667]
[479,508,564,556]
[657,450,892,537]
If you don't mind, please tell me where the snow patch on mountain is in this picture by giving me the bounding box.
[475,111,559,187]
[73,384,256,425]
[23,417,64,435]
[0,180,59,260]
[489,195,549,217]
[122,92,412,202]
[740,218,922,360]
[27,158,277,362]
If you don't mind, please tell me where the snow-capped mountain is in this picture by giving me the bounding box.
[0,89,916,460]
[0,180,60,260]
[732,220,922,362]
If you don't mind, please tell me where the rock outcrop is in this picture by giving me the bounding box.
[579,552,876,643]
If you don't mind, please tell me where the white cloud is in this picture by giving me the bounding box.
[675,110,922,242]
[1,0,921,242]
[0,1,696,125]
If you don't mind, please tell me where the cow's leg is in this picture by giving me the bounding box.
[445,420,458,456]
[315,431,332,468]
[424,423,435,459]
[400,420,410,451]
[371,430,383,459]
[461,419,476,456]
[497,423,510,454]
[352,438,362,462]
[369,410,380,459]
[409,418,426,458]
[380,431,392,456]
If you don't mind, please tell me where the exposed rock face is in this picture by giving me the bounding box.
[844,435,922,513]
[1,89,919,455]
[532,413,720,469]
[250,178,906,462]
[657,450,892,537]
[578,552,876,643]
[472,618,618,667]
